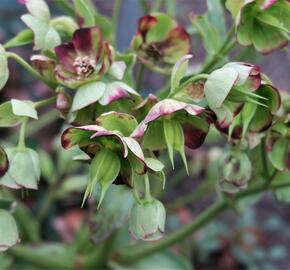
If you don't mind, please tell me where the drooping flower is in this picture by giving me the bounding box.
[129,199,166,241]
[204,62,280,138]
[0,148,40,189]
[54,27,113,89]
[132,98,209,171]
[61,111,159,206]
[218,150,252,194]
[227,0,290,54]
[131,13,191,72]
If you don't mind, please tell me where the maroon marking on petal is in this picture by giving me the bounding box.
[134,94,158,111]
[55,43,77,72]
[61,128,74,149]
[0,148,9,177]
[260,40,289,55]
[99,87,130,106]
[183,124,208,149]
[137,15,158,40]
[72,27,103,58]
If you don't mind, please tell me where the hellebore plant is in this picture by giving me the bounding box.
[0,0,290,268]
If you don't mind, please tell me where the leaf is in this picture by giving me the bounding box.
[0,210,19,251]
[57,175,87,199]
[268,139,290,171]
[74,0,95,27]
[39,150,54,182]
[170,54,192,94]
[225,0,244,18]
[204,67,238,109]
[72,81,106,112]
[163,119,188,174]
[273,172,290,202]
[11,99,38,119]
[0,102,23,127]
[96,112,138,136]
[84,149,120,207]
[145,158,164,172]
[0,44,9,91]
[24,0,51,21]
[3,29,33,49]
[90,185,134,243]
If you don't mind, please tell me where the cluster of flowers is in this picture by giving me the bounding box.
[0,0,289,242]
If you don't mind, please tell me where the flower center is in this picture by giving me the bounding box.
[73,56,96,79]
[143,43,163,62]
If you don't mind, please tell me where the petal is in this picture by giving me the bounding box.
[123,137,145,161]
[162,26,192,64]
[99,82,139,106]
[55,43,77,72]
[0,146,9,177]
[72,27,103,58]
[137,15,158,39]
[130,121,148,139]
[31,54,56,81]
[55,65,81,89]
[144,99,204,124]
[98,42,113,76]
[90,130,128,158]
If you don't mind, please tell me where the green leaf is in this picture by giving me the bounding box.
[0,102,23,127]
[0,44,9,91]
[24,0,51,21]
[146,14,176,43]
[145,158,164,172]
[3,29,33,49]
[83,149,120,207]
[21,14,61,51]
[204,67,238,109]
[74,0,95,27]
[39,150,55,182]
[170,55,192,94]
[143,121,167,151]
[72,81,106,112]
[163,119,188,174]
[11,99,38,119]
[0,210,19,251]
[96,112,138,136]
[225,0,244,18]
[56,175,87,199]
[206,0,226,40]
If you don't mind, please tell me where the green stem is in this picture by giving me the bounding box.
[113,178,290,263]
[261,137,270,179]
[17,118,28,150]
[112,0,122,47]
[151,0,163,12]
[54,0,75,16]
[140,0,150,14]
[144,174,152,202]
[168,74,209,98]
[6,52,57,89]
[136,63,145,92]
[34,96,57,109]
[200,25,235,74]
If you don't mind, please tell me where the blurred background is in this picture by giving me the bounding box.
[1,1,290,269]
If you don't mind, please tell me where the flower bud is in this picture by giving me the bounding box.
[0,148,40,189]
[218,151,252,194]
[56,89,72,117]
[129,199,166,241]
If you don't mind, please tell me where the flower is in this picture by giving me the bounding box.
[61,112,154,206]
[132,98,209,171]
[229,0,290,54]
[218,150,252,194]
[55,27,113,89]
[0,146,9,177]
[131,13,191,72]
[31,54,56,83]
[0,148,40,189]
[129,199,166,241]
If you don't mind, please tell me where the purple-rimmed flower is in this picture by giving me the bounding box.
[54,27,113,89]
[31,54,56,83]
[228,0,290,54]
[0,146,9,177]
[132,98,209,171]
[131,13,191,72]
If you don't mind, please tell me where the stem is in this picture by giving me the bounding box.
[17,118,28,150]
[136,63,145,92]
[151,0,163,12]
[261,137,270,178]
[34,96,57,109]
[114,178,290,263]
[54,0,75,16]
[200,25,235,74]
[112,0,122,47]
[144,174,152,202]
[6,52,57,89]
[168,74,209,98]
[140,0,150,14]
